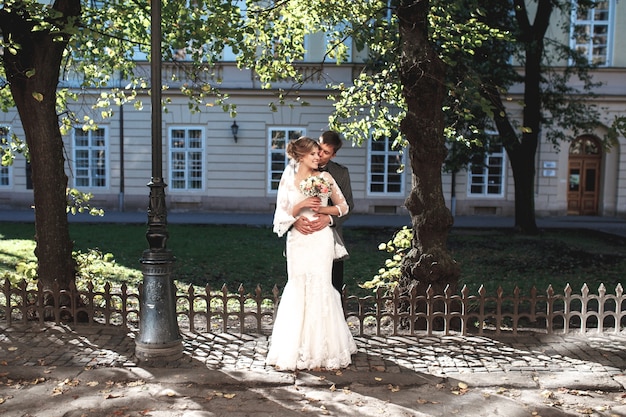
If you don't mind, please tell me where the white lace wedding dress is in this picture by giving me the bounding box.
[267,163,357,371]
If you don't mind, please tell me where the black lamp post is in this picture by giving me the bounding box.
[135,0,183,363]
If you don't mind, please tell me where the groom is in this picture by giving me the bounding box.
[293,131,354,294]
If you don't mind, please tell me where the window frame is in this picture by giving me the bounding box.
[168,126,206,191]
[366,134,406,196]
[0,126,11,188]
[467,135,506,198]
[72,126,109,189]
[267,127,306,194]
[570,0,614,67]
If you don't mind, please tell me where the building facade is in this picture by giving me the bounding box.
[0,1,625,219]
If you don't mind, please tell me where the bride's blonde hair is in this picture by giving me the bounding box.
[286,136,319,161]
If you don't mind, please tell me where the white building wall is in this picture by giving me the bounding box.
[1,2,626,219]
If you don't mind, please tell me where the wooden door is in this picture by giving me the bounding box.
[567,136,601,215]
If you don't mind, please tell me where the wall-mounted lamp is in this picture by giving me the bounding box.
[231,120,239,143]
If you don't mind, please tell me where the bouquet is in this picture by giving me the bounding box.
[300,175,332,205]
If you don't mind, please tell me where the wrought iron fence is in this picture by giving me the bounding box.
[1,279,624,335]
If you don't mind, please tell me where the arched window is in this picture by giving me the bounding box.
[569,135,600,156]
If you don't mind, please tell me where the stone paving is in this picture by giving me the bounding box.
[2,323,625,379]
[2,323,626,417]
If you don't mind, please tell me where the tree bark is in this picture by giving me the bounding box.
[396,0,460,297]
[0,0,81,290]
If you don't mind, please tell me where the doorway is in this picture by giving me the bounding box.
[567,136,601,215]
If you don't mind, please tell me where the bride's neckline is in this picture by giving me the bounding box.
[294,165,320,186]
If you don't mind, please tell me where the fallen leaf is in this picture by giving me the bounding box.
[374,377,383,381]
[458,382,468,389]
[329,384,336,392]
[224,393,236,399]
[388,384,400,392]
[540,390,554,399]
[7,347,17,351]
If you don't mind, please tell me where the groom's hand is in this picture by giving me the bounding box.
[293,216,314,235]
[308,214,331,232]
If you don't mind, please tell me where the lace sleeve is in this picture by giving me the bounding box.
[272,164,297,237]
[323,172,349,217]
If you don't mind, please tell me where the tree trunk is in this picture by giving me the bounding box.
[0,0,81,291]
[509,140,539,233]
[486,86,540,234]
[396,0,460,298]
[503,0,554,234]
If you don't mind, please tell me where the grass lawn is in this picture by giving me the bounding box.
[0,222,624,297]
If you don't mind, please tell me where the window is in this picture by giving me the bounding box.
[571,0,613,66]
[268,127,305,192]
[169,127,204,190]
[73,127,108,188]
[368,135,404,195]
[0,126,11,187]
[468,138,506,197]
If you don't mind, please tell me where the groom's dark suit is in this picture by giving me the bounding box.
[322,160,353,294]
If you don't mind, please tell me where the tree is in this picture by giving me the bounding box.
[0,0,81,292]
[475,0,603,233]
[394,1,459,295]
[232,0,470,294]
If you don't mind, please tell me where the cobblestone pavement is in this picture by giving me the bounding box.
[1,323,625,417]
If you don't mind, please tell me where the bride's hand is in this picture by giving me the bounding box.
[305,196,321,211]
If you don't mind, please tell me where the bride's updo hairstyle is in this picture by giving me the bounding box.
[286,136,319,161]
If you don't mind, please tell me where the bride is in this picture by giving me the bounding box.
[268,136,357,371]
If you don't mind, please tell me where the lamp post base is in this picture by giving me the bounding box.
[135,249,183,365]
[135,339,183,363]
